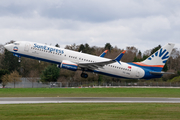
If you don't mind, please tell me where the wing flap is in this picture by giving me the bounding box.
[78,60,115,70]
[78,50,126,70]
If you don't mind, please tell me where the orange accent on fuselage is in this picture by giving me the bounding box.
[62,63,78,66]
[133,62,164,68]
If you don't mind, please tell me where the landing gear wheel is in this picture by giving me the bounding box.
[81,73,88,78]
[18,58,21,63]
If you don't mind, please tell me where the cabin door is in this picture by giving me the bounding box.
[24,43,29,52]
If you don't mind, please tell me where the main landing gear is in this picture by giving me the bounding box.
[81,72,88,78]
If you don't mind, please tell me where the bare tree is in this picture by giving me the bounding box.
[0,44,4,54]
[1,74,10,88]
[1,70,21,88]
[0,44,5,68]
[123,46,138,62]
[27,70,39,88]
[65,43,79,51]
[8,70,21,88]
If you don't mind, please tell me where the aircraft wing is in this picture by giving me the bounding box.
[78,60,115,70]
[78,50,126,70]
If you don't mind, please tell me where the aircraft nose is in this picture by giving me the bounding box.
[4,44,12,51]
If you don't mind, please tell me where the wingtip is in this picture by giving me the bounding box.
[104,50,108,53]
[122,50,126,54]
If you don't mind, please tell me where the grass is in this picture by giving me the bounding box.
[0,88,180,120]
[0,88,180,97]
[0,103,180,120]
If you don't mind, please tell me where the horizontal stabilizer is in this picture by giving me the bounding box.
[150,71,174,75]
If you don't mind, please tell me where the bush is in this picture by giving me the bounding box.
[41,64,60,82]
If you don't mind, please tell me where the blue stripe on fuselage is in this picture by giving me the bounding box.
[11,52,61,65]
[128,62,162,79]
[142,68,162,79]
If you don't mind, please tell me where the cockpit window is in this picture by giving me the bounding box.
[14,43,20,45]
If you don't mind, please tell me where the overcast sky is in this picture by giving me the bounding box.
[0,0,180,52]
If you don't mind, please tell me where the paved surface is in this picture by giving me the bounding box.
[0,97,180,104]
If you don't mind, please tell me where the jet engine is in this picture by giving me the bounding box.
[60,60,78,71]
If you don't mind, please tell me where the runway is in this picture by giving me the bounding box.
[0,97,180,104]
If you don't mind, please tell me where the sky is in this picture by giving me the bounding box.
[0,0,180,52]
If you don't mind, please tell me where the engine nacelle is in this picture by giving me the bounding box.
[60,60,78,71]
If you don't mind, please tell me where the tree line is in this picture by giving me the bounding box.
[0,41,180,87]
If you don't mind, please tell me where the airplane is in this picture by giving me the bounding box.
[4,41,175,79]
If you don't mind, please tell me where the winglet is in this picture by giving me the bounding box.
[100,50,108,57]
[114,50,126,61]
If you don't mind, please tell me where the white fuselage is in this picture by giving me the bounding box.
[5,41,145,79]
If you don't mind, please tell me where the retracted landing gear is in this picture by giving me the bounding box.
[81,72,88,78]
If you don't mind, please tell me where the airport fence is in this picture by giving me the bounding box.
[2,78,180,88]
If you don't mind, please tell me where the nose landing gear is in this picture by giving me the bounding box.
[18,58,21,62]
[81,72,88,78]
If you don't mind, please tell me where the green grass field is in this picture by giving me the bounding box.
[1,88,180,120]
[0,88,180,97]
[0,103,180,120]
